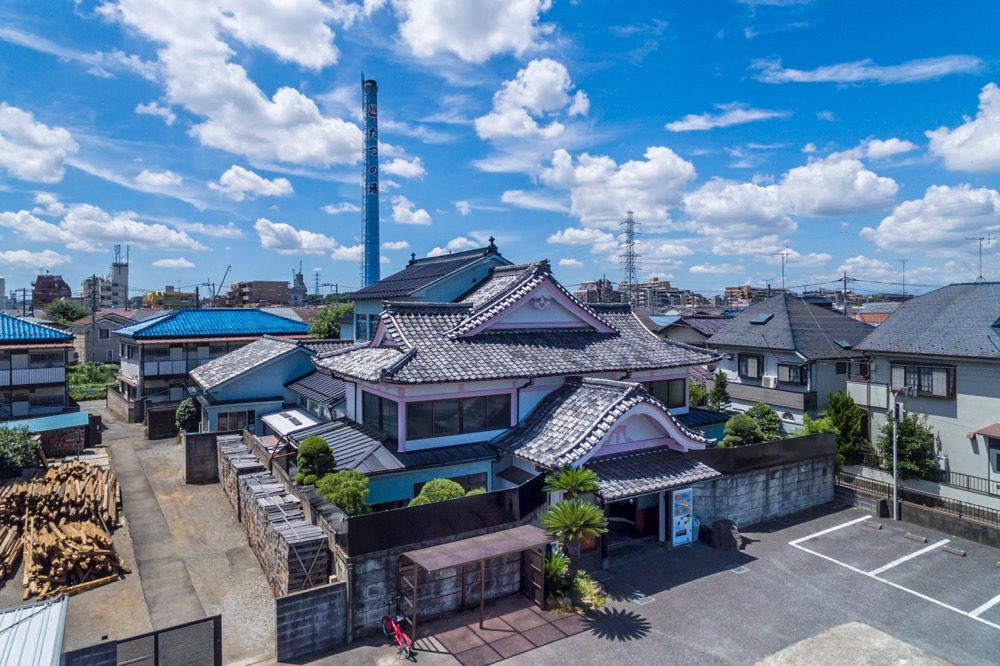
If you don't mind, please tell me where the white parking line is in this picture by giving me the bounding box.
[868,539,950,576]
[971,591,1000,618]
[790,542,1000,633]
[788,515,872,545]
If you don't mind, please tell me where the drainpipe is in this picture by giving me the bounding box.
[515,377,534,422]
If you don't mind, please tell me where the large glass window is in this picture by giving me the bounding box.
[893,364,955,398]
[406,394,512,440]
[777,363,808,385]
[645,379,686,408]
[218,409,256,433]
[362,391,398,437]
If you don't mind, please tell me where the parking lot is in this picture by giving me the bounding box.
[309,506,1000,666]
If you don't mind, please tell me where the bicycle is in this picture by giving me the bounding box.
[382,601,413,659]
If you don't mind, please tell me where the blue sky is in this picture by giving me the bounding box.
[1,0,999,301]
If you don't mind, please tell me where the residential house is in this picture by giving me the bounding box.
[847,282,1000,489]
[705,294,873,426]
[68,309,164,364]
[114,308,310,404]
[189,335,349,434]
[346,238,509,341]
[0,313,74,420]
[313,261,721,539]
[659,315,732,348]
[850,302,901,326]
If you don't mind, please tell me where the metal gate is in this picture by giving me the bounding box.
[64,615,222,666]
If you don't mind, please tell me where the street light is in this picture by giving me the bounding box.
[891,385,916,520]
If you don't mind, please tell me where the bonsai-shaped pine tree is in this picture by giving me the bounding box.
[294,436,335,486]
[707,370,732,412]
[745,402,784,441]
[408,478,466,506]
[720,413,764,447]
[316,470,370,515]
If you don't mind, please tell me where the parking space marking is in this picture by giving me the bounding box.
[788,514,872,545]
[868,539,950,575]
[790,542,1000,633]
[970,591,1000,618]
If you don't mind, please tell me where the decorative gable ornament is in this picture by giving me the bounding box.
[532,294,552,310]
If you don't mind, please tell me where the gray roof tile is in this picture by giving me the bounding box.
[285,371,346,407]
[190,336,300,390]
[585,447,721,500]
[351,244,506,300]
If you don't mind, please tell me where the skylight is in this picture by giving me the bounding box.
[834,339,853,350]
[750,313,773,325]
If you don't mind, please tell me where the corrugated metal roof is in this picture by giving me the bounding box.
[677,406,731,428]
[0,596,67,666]
[0,313,73,342]
[285,371,346,407]
[2,412,90,432]
[114,308,309,339]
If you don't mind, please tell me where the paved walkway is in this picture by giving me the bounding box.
[98,406,206,629]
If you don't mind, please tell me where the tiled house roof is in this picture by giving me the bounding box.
[190,336,301,390]
[492,377,710,468]
[350,243,507,300]
[315,263,716,384]
[114,308,309,339]
[675,315,731,337]
[285,371,347,407]
[585,448,721,501]
[0,313,73,342]
[857,282,1000,359]
[706,293,872,360]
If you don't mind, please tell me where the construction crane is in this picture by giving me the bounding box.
[214,266,231,306]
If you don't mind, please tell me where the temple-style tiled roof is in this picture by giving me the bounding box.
[492,377,710,468]
[190,336,301,390]
[0,312,73,342]
[706,293,872,360]
[351,241,507,300]
[585,447,721,500]
[285,371,346,407]
[114,308,309,339]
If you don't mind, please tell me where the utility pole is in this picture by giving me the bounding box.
[89,275,98,364]
[965,235,994,283]
[890,387,913,521]
[897,259,908,298]
[843,271,848,312]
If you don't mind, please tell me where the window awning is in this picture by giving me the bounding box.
[976,423,1000,439]
[585,446,722,501]
[260,408,321,438]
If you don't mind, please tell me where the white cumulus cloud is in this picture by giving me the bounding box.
[152,257,196,268]
[382,240,410,250]
[391,196,432,225]
[0,249,72,271]
[323,202,361,215]
[135,170,182,187]
[666,102,788,132]
[254,218,337,254]
[689,263,744,275]
[135,102,176,125]
[427,236,480,257]
[780,155,898,216]
[558,258,583,268]
[927,83,1000,172]
[475,59,588,140]
[382,157,426,178]
[0,104,78,182]
[209,165,293,201]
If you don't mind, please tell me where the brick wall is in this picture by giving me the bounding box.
[694,454,834,527]
[275,582,348,662]
[39,426,85,457]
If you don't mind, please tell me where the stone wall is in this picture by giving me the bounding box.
[105,388,143,423]
[275,582,348,662]
[694,454,833,527]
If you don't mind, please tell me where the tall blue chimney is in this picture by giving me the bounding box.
[362,79,380,287]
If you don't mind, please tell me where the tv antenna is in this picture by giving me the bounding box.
[772,246,795,291]
[966,235,994,283]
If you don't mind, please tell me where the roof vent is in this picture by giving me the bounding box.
[834,339,853,350]
[750,313,773,325]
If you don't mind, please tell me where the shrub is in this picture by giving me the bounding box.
[825,391,865,465]
[310,302,354,339]
[689,382,707,407]
[295,436,335,486]
[876,412,937,479]
[544,551,571,597]
[720,413,764,447]
[745,402,784,441]
[570,569,607,609]
[0,425,41,478]
[316,470,370,516]
[707,370,731,412]
[409,478,466,506]
[464,488,486,496]
[175,398,200,433]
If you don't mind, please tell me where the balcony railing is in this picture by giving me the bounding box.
[0,366,66,387]
[707,379,817,411]
[143,359,188,376]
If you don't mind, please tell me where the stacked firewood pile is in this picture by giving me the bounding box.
[0,461,127,599]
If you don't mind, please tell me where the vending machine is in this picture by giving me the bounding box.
[671,487,693,547]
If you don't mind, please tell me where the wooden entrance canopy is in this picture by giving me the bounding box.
[397,525,554,642]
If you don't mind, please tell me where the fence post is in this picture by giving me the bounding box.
[214,615,223,665]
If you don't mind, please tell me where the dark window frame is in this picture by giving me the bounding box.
[891,363,956,399]
[362,391,398,437]
[644,378,687,408]
[777,363,808,385]
[738,354,764,380]
[406,394,512,440]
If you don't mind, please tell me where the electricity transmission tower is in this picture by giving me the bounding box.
[619,210,640,307]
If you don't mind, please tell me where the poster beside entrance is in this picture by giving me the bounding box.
[671,487,693,547]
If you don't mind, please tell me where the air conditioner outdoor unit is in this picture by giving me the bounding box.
[761,375,778,389]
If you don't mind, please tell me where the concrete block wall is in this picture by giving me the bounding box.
[275,582,348,662]
[694,454,833,527]
[183,432,221,483]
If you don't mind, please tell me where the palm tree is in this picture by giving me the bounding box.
[543,467,600,499]
[540,498,608,575]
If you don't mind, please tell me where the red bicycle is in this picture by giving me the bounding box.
[382,601,413,658]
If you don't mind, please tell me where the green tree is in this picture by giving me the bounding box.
[795,413,837,436]
[876,412,937,479]
[540,499,608,576]
[543,467,599,499]
[745,402,784,441]
[175,398,200,433]
[310,303,354,339]
[720,413,764,447]
[0,425,41,478]
[825,391,865,465]
[44,300,89,325]
[67,363,118,401]
[295,436,336,486]
[316,470,370,516]
[707,370,731,412]
[409,478,466,506]
[689,382,707,407]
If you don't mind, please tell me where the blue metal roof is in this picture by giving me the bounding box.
[114,308,310,339]
[0,313,72,342]
[0,596,67,666]
[3,411,90,433]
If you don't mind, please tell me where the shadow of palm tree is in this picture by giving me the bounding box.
[583,606,652,642]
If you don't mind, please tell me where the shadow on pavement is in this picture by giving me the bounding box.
[583,607,651,642]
